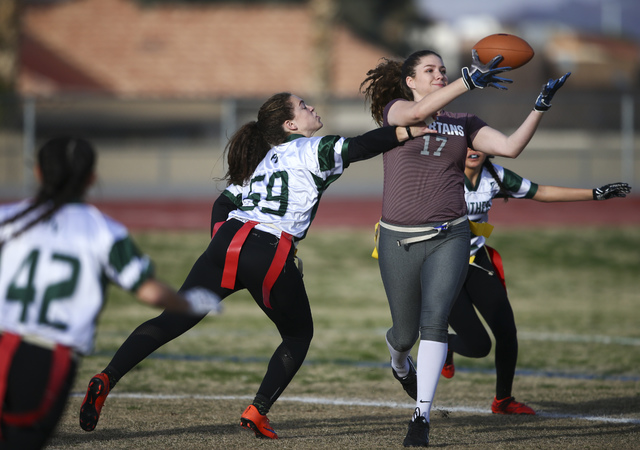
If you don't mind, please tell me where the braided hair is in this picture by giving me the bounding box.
[482,157,510,202]
[0,136,96,246]
[360,50,443,126]
[224,92,295,186]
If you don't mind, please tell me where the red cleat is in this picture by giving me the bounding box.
[79,373,111,431]
[441,349,455,379]
[491,396,536,415]
[240,405,278,439]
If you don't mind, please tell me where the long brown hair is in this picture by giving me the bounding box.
[224,92,295,185]
[0,136,96,246]
[360,50,443,125]
[483,157,510,202]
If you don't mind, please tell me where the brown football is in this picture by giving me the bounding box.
[472,33,534,69]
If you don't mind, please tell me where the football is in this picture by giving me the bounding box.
[472,33,534,69]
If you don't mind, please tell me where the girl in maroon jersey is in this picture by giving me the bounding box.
[361,49,570,447]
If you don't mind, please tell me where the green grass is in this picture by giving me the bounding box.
[85,226,640,393]
[57,228,640,448]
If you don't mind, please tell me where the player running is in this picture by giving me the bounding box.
[361,47,570,446]
[0,137,221,449]
[79,93,433,440]
[442,147,631,414]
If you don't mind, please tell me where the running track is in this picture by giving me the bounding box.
[93,196,640,230]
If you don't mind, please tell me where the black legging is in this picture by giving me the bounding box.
[447,247,518,400]
[105,219,313,410]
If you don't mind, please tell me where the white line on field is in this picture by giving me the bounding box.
[100,329,640,346]
[71,392,640,425]
[518,331,640,346]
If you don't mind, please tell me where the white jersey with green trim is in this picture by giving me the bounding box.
[227,134,349,240]
[465,163,538,256]
[0,201,154,354]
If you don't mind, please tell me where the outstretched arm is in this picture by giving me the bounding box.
[136,279,223,316]
[388,51,513,127]
[533,182,631,202]
[387,80,468,126]
[533,185,594,202]
[471,109,544,158]
[347,124,436,162]
[472,73,571,158]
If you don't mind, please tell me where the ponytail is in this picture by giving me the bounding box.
[483,158,510,202]
[224,92,294,185]
[360,58,406,126]
[0,137,96,246]
[224,121,271,186]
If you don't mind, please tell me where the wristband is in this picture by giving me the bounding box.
[405,126,413,139]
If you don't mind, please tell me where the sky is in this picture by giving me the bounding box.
[418,0,572,19]
[416,0,640,42]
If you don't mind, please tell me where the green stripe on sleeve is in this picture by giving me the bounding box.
[222,189,243,207]
[316,135,343,172]
[109,236,155,290]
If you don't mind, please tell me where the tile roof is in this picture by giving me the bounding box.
[20,0,394,99]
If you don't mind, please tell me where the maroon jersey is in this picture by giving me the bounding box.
[382,99,487,225]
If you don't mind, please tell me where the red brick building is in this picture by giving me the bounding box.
[19,0,394,99]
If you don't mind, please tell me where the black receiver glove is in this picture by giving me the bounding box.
[593,182,631,200]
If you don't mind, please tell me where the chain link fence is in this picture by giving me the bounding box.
[1,92,638,201]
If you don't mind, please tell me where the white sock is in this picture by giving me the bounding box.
[415,340,447,422]
[386,334,411,378]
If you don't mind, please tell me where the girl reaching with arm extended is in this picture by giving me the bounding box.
[79,92,432,440]
[360,48,570,447]
[443,148,631,415]
[0,137,221,449]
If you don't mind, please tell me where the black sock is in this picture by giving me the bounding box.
[102,367,121,391]
[252,394,272,416]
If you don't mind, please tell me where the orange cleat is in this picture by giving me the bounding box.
[240,405,278,439]
[491,396,536,415]
[79,373,111,431]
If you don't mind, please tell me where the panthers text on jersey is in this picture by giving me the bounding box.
[465,164,538,255]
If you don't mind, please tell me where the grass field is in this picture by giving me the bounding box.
[47,226,640,449]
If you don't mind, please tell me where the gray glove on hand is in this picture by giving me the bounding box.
[534,72,571,112]
[461,50,513,91]
[183,287,223,315]
[593,182,631,200]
